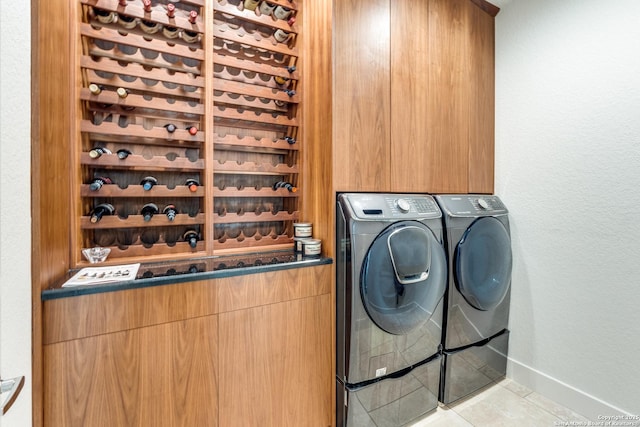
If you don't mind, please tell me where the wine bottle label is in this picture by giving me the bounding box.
[118,15,137,29]
[273,6,292,20]
[244,0,259,11]
[95,10,117,24]
[182,30,200,44]
[259,2,276,15]
[274,29,290,43]
[140,20,161,34]
[163,26,179,39]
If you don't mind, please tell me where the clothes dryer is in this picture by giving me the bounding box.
[435,195,512,405]
[336,193,447,427]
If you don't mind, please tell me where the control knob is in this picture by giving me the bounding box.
[395,198,411,213]
[477,198,490,210]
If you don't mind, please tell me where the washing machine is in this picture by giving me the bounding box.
[435,195,512,405]
[336,193,447,427]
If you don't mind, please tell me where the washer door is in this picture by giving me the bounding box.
[361,221,447,335]
[455,217,512,311]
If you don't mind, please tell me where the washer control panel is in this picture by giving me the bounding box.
[436,195,508,217]
[341,193,442,220]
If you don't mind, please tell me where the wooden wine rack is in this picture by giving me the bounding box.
[76,0,303,265]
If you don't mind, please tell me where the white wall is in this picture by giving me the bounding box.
[0,1,32,425]
[495,0,640,418]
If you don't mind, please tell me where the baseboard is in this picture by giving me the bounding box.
[507,358,633,421]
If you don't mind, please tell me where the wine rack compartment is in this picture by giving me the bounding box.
[75,0,303,265]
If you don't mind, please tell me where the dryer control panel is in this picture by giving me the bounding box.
[341,193,442,220]
[436,195,508,217]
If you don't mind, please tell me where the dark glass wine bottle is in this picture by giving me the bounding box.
[183,229,199,248]
[141,203,159,221]
[90,203,115,223]
[94,8,117,24]
[273,180,297,192]
[116,148,132,159]
[141,176,158,191]
[89,147,112,159]
[185,178,199,192]
[165,123,177,133]
[163,204,177,221]
[89,176,113,191]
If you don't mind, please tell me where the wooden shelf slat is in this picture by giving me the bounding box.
[213,92,287,114]
[99,241,206,258]
[213,106,297,127]
[81,23,205,61]
[80,152,205,171]
[214,210,298,224]
[212,2,298,33]
[213,24,298,58]
[81,213,206,229]
[213,235,294,251]
[213,53,298,81]
[81,120,205,143]
[81,184,205,197]
[82,0,205,31]
[80,88,205,115]
[81,56,205,88]
[213,159,298,175]
[213,187,298,197]
[214,78,299,103]
[214,133,299,151]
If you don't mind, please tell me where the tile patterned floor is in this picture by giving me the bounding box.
[411,378,591,426]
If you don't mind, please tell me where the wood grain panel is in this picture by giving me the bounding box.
[333,0,391,192]
[44,315,218,427]
[301,0,334,257]
[428,0,471,193]
[32,1,75,425]
[217,264,331,312]
[467,1,496,194]
[43,279,217,344]
[219,294,332,427]
[390,0,431,192]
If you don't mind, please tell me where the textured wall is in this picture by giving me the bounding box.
[0,1,32,425]
[495,0,640,417]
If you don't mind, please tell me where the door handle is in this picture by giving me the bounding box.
[1,375,25,415]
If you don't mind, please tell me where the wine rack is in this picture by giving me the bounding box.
[76,0,303,265]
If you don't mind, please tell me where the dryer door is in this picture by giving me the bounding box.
[361,221,447,335]
[455,217,512,311]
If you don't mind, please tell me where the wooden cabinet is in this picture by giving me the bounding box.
[42,264,332,427]
[334,0,496,194]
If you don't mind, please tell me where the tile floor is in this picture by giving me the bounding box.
[411,378,591,426]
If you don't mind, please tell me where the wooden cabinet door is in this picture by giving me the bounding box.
[219,294,332,427]
[44,316,218,427]
[334,0,391,192]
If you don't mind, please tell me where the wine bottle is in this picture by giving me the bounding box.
[284,89,296,97]
[118,14,137,29]
[164,123,177,133]
[185,178,199,192]
[116,148,132,159]
[163,25,179,39]
[89,83,103,95]
[273,180,297,192]
[166,3,176,18]
[90,203,115,223]
[141,203,159,221]
[273,29,290,43]
[116,87,128,98]
[275,76,290,86]
[188,10,198,24]
[163,204,177,221]
[89,176,113,191]
[89,147,112,158]
[259,1,276,15]
[284,136,296,145]
[183,229,199,248]
[142,0,152,12]
[182,29,200,43]
[244,0,259,11]
[186,126,198,136]
[141,176,158,191]
[273,5,292,20]
[94,8,117,24]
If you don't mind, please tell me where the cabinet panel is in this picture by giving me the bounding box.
[467,2,495,194]
[219,294,332,426]
[44,315,218,427]
[390,0,431,192]
[334,0,391,192]
[427,0,471,193]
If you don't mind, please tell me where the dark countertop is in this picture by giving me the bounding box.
[42,250,333,301]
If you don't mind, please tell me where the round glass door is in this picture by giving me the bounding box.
[360,221,447,335]
[455,217,512,311]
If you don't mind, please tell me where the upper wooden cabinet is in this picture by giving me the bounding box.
[334,0,496,194]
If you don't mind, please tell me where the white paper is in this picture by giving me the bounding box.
[62,263,141,287]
